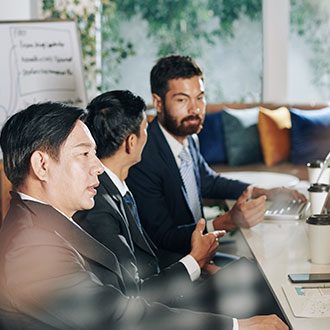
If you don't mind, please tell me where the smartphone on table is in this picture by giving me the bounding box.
[288,273,330,283]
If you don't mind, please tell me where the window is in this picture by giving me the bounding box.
[101,0,263,104]
[289,0,330,103]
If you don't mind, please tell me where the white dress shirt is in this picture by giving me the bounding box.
[158,122,216,233]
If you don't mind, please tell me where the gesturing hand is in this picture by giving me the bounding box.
[189,218,226,269]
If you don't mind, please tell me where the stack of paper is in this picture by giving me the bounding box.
[282,284,330,318]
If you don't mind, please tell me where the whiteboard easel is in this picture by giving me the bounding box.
[0,19,87,128]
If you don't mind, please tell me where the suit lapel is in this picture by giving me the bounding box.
[100,173,157,257]
[150,120,198,220]
[122,200,157,257]
[99,173,130,228]
[13,192,125,290]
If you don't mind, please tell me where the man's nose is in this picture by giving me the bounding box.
[189,100,201,115]
[93,157,104,175]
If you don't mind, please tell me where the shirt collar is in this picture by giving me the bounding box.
[158,120,188,163]
[103,165,129,197]
[18,192,74,222]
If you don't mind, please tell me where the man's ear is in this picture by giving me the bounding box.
[30,150,50,182]
[152,93,163,115]
[125,134,137,154]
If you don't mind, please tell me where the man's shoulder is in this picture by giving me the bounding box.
[0,201,73,264]
[1,196,35,234]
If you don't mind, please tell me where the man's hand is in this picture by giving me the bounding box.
[189,218,226,269]
[213,186,266,231]
[230,186,266,228]
[252,186,307,203]
[238,314,289,330]
[202,261,221,275]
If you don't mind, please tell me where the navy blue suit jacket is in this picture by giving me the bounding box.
[127,119,249,260]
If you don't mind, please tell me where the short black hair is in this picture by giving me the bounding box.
[85,90,146,159]
[150,54,203,101]
[0,102,86,188]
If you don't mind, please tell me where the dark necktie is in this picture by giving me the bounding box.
[123,191,143,231]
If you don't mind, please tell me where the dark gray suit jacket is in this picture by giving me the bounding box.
[74,172,193,305]
[0,192,233,330]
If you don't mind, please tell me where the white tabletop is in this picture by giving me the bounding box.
[221,171,300,188]
[240,219,330,330]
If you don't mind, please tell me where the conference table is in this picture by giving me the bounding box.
[240,219,330,330]
[221,171,330,330]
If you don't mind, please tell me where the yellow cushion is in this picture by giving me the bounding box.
[258,107,291,166]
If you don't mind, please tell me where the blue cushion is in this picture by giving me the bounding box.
[198,112,226,164]
[290,107,330,164]
[221,107,263,166]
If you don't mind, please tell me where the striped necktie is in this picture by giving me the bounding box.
[179,146,202,222]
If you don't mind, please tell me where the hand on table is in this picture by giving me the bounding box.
[238,314,289,330]
[230,186,266,228]
[189,218,226,269]
[213,186,266,231]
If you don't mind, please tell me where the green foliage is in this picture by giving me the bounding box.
[101,2,135,86]
[208,0,262,38]
[110,0,262,57]
[291,0,330,94]
[101,0,262,92]
[41,0,135,91]
[42,0,263,92]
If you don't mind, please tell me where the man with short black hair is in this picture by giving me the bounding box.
[75,90,223,304]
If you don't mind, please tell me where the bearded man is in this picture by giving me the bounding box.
[126,54,305,266]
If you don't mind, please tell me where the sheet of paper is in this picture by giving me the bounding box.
[282,284,330,318]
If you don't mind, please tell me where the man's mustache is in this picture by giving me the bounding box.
[181,115,203,123]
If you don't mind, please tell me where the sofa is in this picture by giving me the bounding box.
[199,103,330,182]
[0,103,329,223]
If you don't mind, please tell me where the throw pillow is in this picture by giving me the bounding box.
[290,107,330,164]
[221,107,263,166]
[258,107,291,166]
[198,111,226,164]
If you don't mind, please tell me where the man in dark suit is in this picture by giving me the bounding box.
[126,54,306,262]
[75,90,224,306]
[0,102,287,330]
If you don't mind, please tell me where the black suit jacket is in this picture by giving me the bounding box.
[74,172,193,305]
[0,192,233,330]
[127,119,249,257]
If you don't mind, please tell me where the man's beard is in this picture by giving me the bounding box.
[162,107,204,137]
